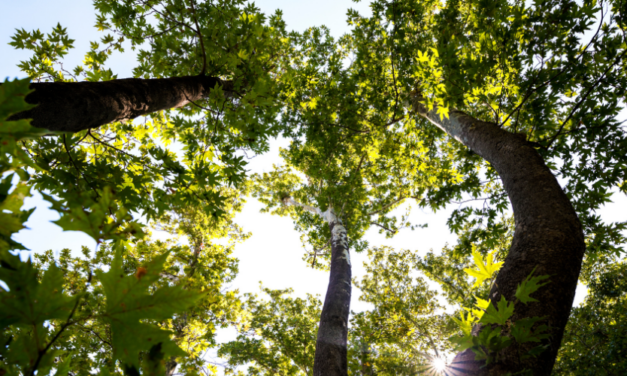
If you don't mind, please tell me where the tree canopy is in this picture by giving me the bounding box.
[1,0,626,375]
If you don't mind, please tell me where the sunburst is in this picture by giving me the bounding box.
[432,357,447,372]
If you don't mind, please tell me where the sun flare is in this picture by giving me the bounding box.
[432,357,447,372]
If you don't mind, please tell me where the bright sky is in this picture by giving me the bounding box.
[2,1,622,370]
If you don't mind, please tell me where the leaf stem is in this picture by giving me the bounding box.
[29,294,83,376]
[189,0,207,76]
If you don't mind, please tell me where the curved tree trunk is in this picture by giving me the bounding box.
[314,217,352,376]
[7,75,228,132]
[413,99,585,375]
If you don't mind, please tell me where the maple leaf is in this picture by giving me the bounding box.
[97,243,203,370]
[515,267,550,304]
[464,246,504,288]
[511,317,549,344]
[479,296,515,326]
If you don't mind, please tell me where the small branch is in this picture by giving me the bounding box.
[77,323,113,348]
[370,221,396,234]
[189,0,207,75]
[140,0,198,35]
[367,197,406,216]
[282,197,324,217]
[451,197,491,205]
[63,135,100,200]
[548,118,625,139]
[29,292,84,375]
[545,48,627,148]
[388,0,400,116]
[182,92,221,115]
[310,239,331,269]
[282,197,340,226]
[499,6,607,128]
[376,115,405,128]
[355,153,367,174]
[87,130,136,159]
[336,123,371,134]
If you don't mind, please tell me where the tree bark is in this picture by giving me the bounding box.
[314,217,352,376]
[7,75,229,132]
[413,99,585,375]
[281,198,352,376]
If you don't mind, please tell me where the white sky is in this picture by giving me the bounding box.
[2,1,623,370]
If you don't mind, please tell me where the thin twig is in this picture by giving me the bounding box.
[370,221,396,234]
[87,130,136,159]
[189,0,208,75]
[367,197,406,216]
[77,323,113,348]
[545,48,627,148]
[63,135,100,199]
[499,5,607,127]
[29,290,85,375]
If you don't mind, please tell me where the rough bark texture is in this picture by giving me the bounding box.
[8,75,228,132]
[414,100,586,375]
[313,220,352,376]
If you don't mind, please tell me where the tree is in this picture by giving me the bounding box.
[553,261,627,374]
[219,287,320,375]
[250,23,462,374]
[350,247,455,375]
[336,0,627,373]
[3,0,627,374]
[7,0,285,133]
[4,0,289,237]
[219,247,455,376]
[0,78,247,374]
[253,166,355,376]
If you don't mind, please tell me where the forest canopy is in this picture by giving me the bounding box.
[1,0,626,375]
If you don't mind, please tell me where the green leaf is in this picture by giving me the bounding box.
[511,317,549,344]
[54,352,73,376]
[44,187,145,243]
[479,296,514,326]
[463,246,503,288]
[452,310,477,336]
[97,243,203,369]
[0,180,34,250]
[449,332,475,353]
[515,267,550,304]
[0,78,35,122]
[476,325,512,359]
[0,255,76,329]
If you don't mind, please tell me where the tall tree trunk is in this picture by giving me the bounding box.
[413,99,585,375]
[8,75,228,132]
[314,215,352,376]
[281,199,353,376]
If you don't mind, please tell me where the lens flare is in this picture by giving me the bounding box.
[432,357,447,372]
